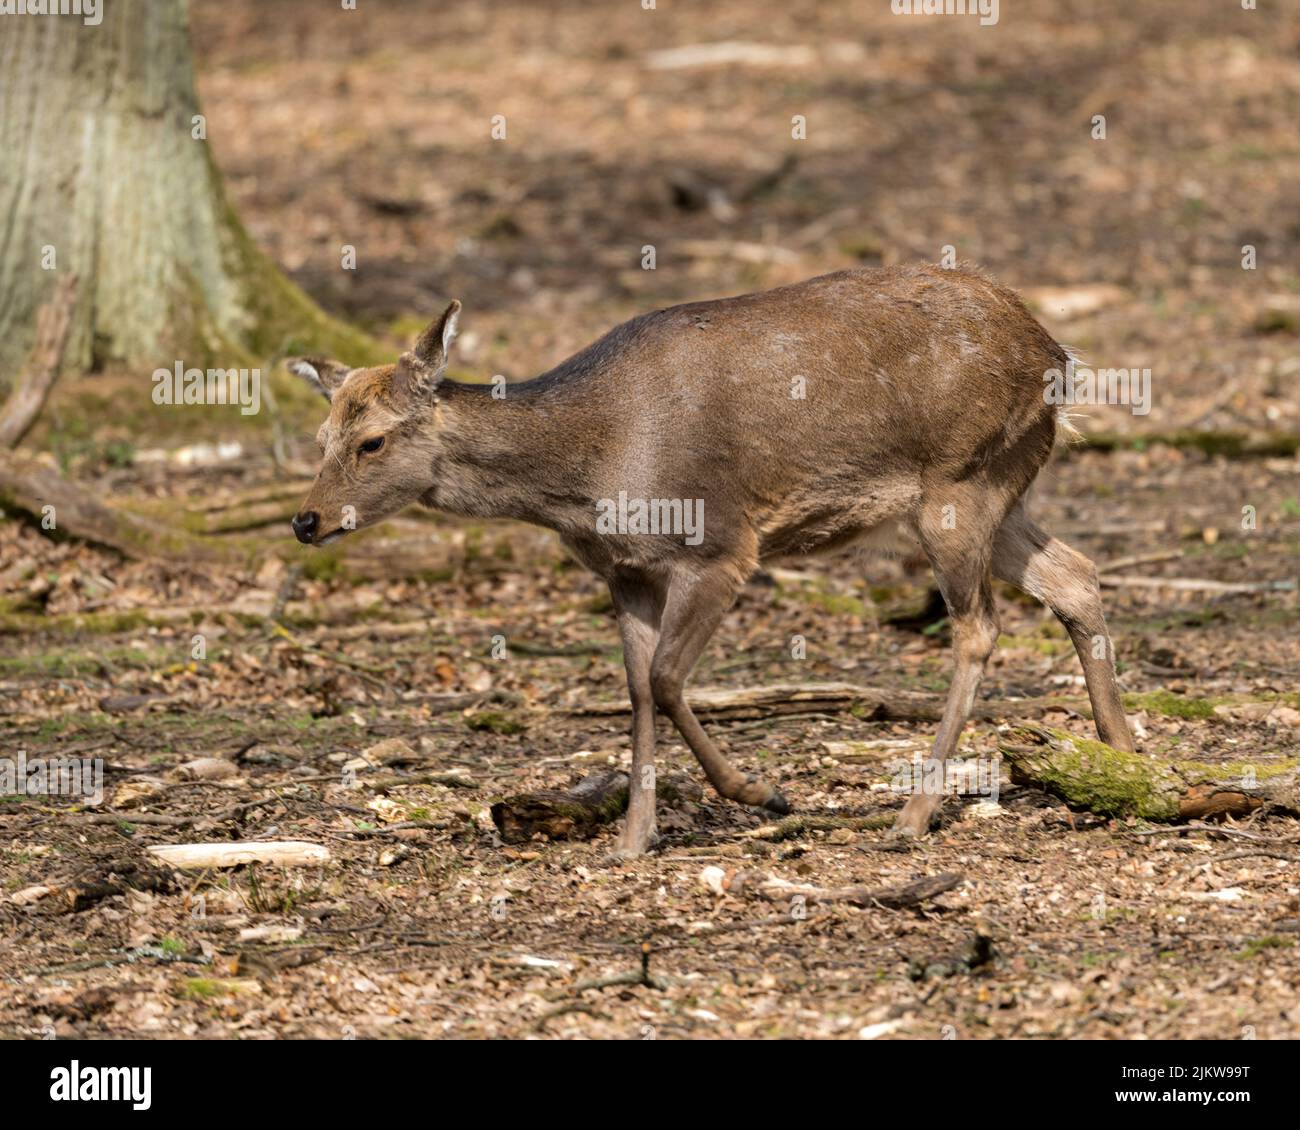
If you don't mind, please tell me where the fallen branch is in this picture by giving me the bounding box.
[570,682,1086,723]
[1099,575,1296,594]
[363,770,479,791]
[1199,848,1300,865]
[1000,724,1300,822]
[195,480,314,513]
[0,450,231,562]
[76,795,284,829]
[566,967,668,994]
[146,841,331,869]
[39,945,211,976]
[1126,823,1296,844]
[1097,548,1183,573]
[199,498,299,534]
[701,866,963,909]
[645,42,816,70]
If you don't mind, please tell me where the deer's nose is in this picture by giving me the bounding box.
[292,511,319,544]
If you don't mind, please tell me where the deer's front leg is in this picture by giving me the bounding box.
[651,566,790,814]
[606,576,663,860]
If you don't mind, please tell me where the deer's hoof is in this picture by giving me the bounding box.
[762,789,792,815]
[890,792,943,839]
[889,806,935,840]
[602,828,660,864]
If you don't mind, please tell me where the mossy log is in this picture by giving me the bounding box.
[0,452,233,563]
[1000,724,1300,821]
[490,769,702,844]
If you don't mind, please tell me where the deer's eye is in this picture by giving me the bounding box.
[358,436,385,455]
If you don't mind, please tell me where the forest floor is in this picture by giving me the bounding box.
[3,0,1299,1039]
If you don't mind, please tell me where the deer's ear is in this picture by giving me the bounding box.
[287,357,351,402]
[394,300,460,402]
[412,300,461,375]
[392,350,439,402]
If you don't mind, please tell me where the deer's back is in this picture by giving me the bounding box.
[535,265,1064,567]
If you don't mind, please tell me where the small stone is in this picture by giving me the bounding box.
[964,800,1005,820]
[378,845,409,867]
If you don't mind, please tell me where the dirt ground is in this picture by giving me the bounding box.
[2,0,1299,1040]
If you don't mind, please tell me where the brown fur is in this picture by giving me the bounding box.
[290,266,1134,856]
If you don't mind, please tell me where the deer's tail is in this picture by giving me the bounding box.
[1052,344,1086,447]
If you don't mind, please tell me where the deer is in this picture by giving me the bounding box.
[288,264,1134,860]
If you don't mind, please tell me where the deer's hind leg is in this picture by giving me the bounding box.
[993,504,1134,752]
[891,484,1006,838]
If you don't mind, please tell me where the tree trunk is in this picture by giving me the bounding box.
[0,0,376,384]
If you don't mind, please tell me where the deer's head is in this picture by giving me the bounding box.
[287,301,460,546]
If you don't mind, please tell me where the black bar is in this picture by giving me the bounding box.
[6,1037,1292,1116]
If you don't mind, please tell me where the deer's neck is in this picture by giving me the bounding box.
[424,380,599,533]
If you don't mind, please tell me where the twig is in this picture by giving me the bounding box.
[661,912,822,939]
[745,812,895,842]
[713,869,964,909]
[1099,576,1296,594]
[1201,849,1300,865]
[566,968,669,993]
[1128,823,1295,844]
[1097,548,1182,573]
[38,945,211,976]
[74,794,286,828]
[504,640,612,658]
